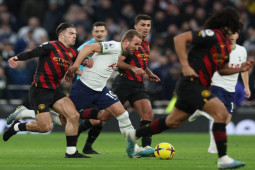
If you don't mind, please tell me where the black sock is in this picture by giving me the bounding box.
[18,123,27,131]
[213,123,227,158]
[80,109,100,119]
[140,120,152,147]
[84,125,103,151]
[136,118,168,138]
[66,135,78,147]
[78,120,92,136]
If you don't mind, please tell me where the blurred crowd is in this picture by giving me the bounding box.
[0,0,255,108]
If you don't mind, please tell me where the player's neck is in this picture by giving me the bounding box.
[230,44,236,50]
[59,39,70,48]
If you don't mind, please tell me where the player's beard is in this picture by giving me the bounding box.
[126,46,133,55]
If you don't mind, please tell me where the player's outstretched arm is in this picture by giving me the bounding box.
[219,60,254,75]
[70,43,101,73]
[8,56,18,68]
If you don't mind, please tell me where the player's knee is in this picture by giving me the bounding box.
[140,111,154,120]
[166,121,181,129]
[213,111,228,122]
[67,110,80,122]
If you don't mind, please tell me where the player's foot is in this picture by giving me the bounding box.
[7,105,27,125]
[125,130,137,158]
[143,146,155,157]
[135,146,155,157]
[188,110,214,122]
[3,120,20,141]
[208,145,218,154]
[83,148,101,154]
[65,151,91,158]
[134,147,144,158]
[218,155,245,169]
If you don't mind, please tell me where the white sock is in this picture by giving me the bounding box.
[14,123,20,132]
[21,110,36,119]
[116,111,134,135]
[209,120,216,147]
[66,147,76,154]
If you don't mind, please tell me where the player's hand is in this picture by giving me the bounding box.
[131,67,145,74]
[83,58,94,68]
[244,87,251,99]
[182,65,198,77]
[8,56,19,68]
[148,73,160,82]
[65,66,76,82]
[240,60,254,72]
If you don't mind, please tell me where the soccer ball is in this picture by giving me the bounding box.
[154,142,175,160]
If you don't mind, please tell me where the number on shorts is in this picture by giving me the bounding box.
[106,91,118,100]
[230,102,234,113]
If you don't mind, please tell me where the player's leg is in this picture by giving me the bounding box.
[6,105,34,125]
[81,119,103,154]
[125,107,189,158]
[105,101,134,135]
[202,97,245,169]
[4,85,55,141]
[3,111,53,141]
[53,97,89,158]
[133,99,154,149]
[207,87,235,154]
[7,106,65,126]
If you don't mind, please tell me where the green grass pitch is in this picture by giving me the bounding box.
[0,132,254,170]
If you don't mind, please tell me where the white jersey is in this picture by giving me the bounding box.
[211,44,247,92]
[80,41,122,91]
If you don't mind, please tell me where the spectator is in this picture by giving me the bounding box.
[43,0,64,40]
[0,41,15,68]
[0,24,17,50]
[18,17,48,44]
[0,65,7,99]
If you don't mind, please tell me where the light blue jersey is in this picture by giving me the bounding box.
[77,38,95,79]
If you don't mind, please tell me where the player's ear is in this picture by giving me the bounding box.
[134,24,137,30]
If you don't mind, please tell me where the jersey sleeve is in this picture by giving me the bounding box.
[192,29,217,46]
[99,41,121,54]
[17,42,52,61]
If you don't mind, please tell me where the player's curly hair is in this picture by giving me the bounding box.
[203,7,243,35]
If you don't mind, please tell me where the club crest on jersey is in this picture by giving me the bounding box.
[201,90,211,98]
[38,104,45,110]
[69,52,73,58]
[109,43,115,48]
